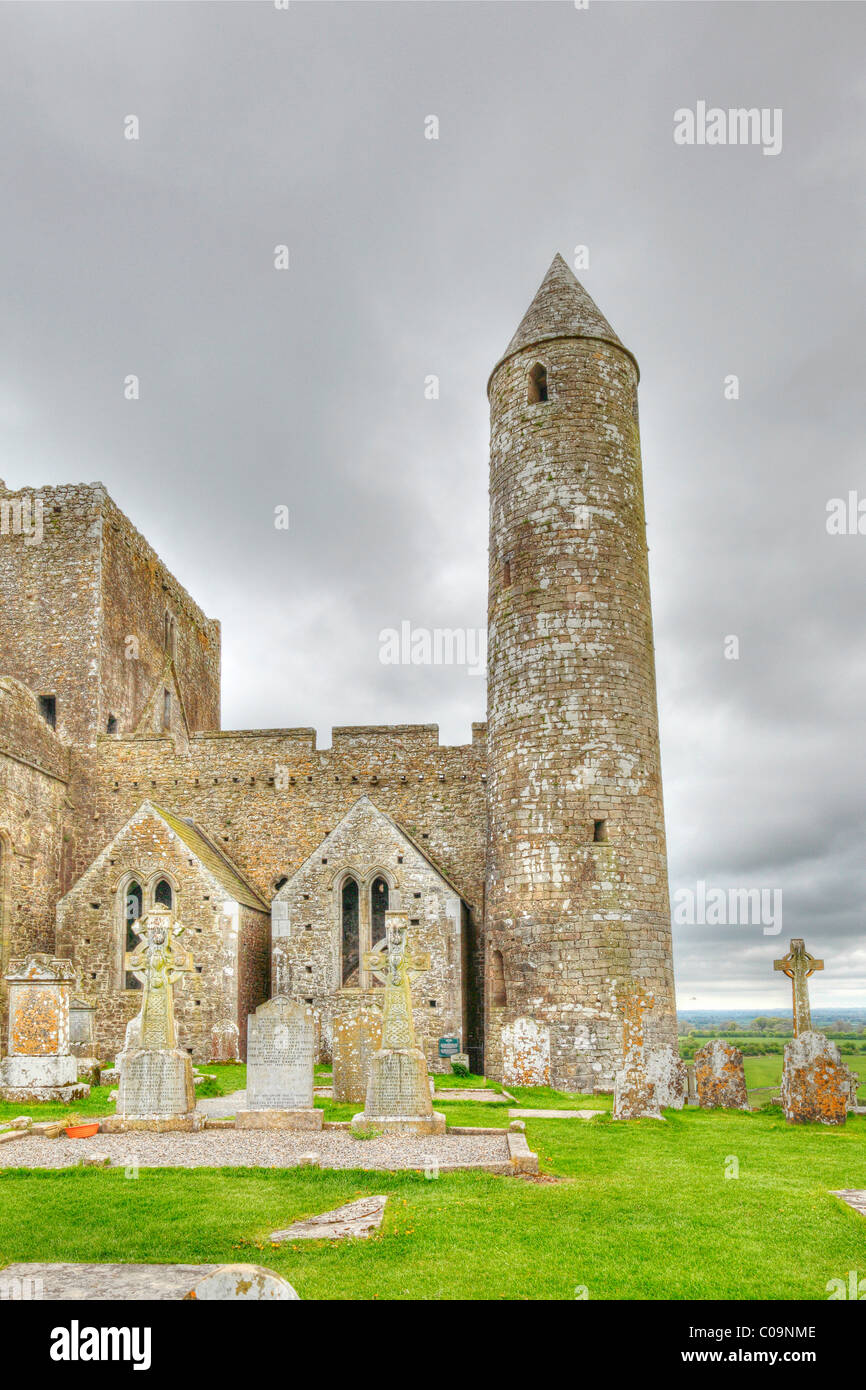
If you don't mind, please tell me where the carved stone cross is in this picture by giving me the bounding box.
[774,938,823,1037]
[124,906,195,1050]
[362,910,429,1051]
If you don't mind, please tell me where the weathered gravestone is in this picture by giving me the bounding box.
[694,1038,749,1110]
[0,954,89,1103]
[68,995,96,1058]
[332,1005,382,1103]
[209,1019,240,1065]
[685,1062,698,1106]
[236,997,321,1130]
[781,1031,849,1125]
[104,907,200,1132]
[501,1016,551,1087]
[646,1043,688,1109]
[612,982,662,1120]
[351,911,445,1135]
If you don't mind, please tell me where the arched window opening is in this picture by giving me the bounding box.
[154,878,173,909]
[490,948,507,1007]
[371,876,389,947]
[274,876,288,892]
[106,714,118,735]
[528,362,548,404]
[341,877,360,986]
[124,881,144,989]
[162,689,172,730]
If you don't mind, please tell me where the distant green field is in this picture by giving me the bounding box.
[744,1053,866,1101]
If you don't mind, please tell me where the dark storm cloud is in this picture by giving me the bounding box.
[1,1,863,1006]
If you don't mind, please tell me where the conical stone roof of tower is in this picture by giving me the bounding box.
[489,253,638,386]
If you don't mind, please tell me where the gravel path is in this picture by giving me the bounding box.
[196,1090,248,1116]
[0,1129,511,1172]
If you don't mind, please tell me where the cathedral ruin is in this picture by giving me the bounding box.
[0,255,677,1089]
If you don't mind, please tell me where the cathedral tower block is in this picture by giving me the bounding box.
[485,255,676,1091]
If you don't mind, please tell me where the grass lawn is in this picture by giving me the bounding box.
[2,1080,866,1299]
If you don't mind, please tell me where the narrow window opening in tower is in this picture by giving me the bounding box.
[593,818,608,843]
[371,875,389,947]
[490,948,507,1006]
[341,877,360,986]
[274,875,288,891]
[38,694,56,728]
[154,878,173,909]
[528,362,548,403]
[106,714,118,735]
[163,689,172,729]
[503,559,511,587]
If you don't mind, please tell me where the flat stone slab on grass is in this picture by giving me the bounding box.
[436,1089,509,1103]
[187,1264,299,1300]
[0,1128,515,1172]
[832,1190,866,1218]
[270,1195,387,1241]
[509,1108,604,1120]
[0,1262,236,1301]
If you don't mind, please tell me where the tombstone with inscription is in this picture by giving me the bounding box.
[0,954,90,1103]
[351,912,445,1135]
[333,1005,382,1103]
[236,998,322,1130]
[103,906,200,1132]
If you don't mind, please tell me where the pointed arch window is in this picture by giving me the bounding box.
[154,878,173,909]
[341,877,360,986]
[371,875,389,947]
[124,881,144,990]
[528,362,548,404]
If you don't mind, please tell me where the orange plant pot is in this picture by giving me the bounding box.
[65,1123,99,1139]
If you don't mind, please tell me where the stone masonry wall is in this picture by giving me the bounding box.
[99,494,221,740]
[0,679,70,979]
[485,336,676,1091]
[0,483,102,751]
[87,724,487,913]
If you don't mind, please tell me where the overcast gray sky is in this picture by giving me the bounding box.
[1,1,864,1010]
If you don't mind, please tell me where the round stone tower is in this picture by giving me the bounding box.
[485,254,676,1092]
